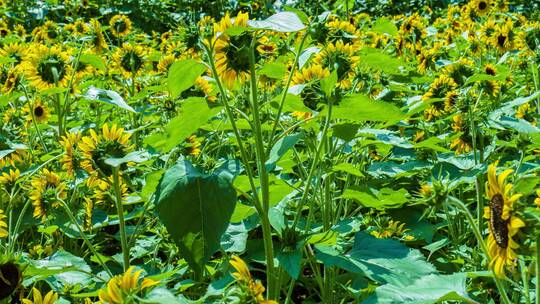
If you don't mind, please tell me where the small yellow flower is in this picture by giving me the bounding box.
[0,209,8,238]
[22,288,59,304]
[230,256,277,304]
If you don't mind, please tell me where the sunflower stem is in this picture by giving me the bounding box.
[536,233,540,304]
[447,196,512,304]
[112,166,130,271]
[248,34,276,300]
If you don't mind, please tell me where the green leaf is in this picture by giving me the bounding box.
[413,136,451,153]
[83,86,136,113]
[26,250,92,288]
[259,62,287,79]
[266,133,303,169]
[321,70,337,97]
[332,163,364,177]
[248,12,305,32]
[316,232,436,284]
[144,98,222,153]
[371,17,398,36]
[105,151,151,167]
[277,250,302,279]
[341,188,409,210]
[154,160,238,278]
[514,176,540,196]
[168,60,206,97]
[79,53,106,70]
[271,94,311,113]
[332,123,359,141]
[364,273,475,304]
[328,94,406,123]
[358,48,407,74]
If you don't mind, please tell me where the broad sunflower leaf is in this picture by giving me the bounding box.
[248,12,305,32]
[327,94,407,123]
[83,86,136,113]
[371,17,398,36]
[144,97,222,153]
[266,133,303,170]
[358,48,408,74]
[154,159,238,278]
[168,59,206,97]
[79,53,106,70]
[364,273,476,304]
[341,188,409,210]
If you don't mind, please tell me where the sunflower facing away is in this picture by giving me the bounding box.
[78,124,134,176]
[98,266,158,304]
[291,64,331,110]
[112,43,146,78]
[109,14,132,38]
[59,131,82,176]
[24,44,73,89]
[484,163,525,277]
[213,11,253,87]
[29,169,67,221]
[313,40,358,89]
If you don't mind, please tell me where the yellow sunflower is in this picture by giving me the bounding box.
[230,256,278,304]
[59,132,82,176]
[89,19,108,52]
[0,168,20,193]
[157,54,176,73]
[422,75,458,120]
[24,44,73,89]
[38,20,61,41]
[0,43,27,69]
[291,64,331,110]
[24,98,50,124]
[313,40,358,89]
[371,220,413,240]
[186,135,202,156]
[112,43,146,78]
[450,114,473,154]
[182,76,217,102]
[109,14,132,38]
[491,21,515,53]
[213,11,252,87]
[484,163,525,277]
[0,209,7,238]
[22,288,58,304]
[98,266,158,304]
[29,169,67,221]
[326,19,360,44]
[469,0,491,17]
[78,124,134,176]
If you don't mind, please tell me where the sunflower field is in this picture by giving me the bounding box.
[0,0,540,303]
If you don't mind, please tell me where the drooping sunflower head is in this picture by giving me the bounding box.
[78,124,134,176]
[313,40,358,89]
[109,14,132,38]
[112,43,146,77]
[484,163,525,277]
[291,64,331,110]
[28,168,67,221]
[0,168,20,194]
[59,132,82,176]
[24,44,73,89]
[89,19,108,52]
[98,266,158,304]
[450,114,473,154]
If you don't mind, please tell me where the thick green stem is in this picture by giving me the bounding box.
[112,167,130,271]
[447,196,512,304]
[248,35,276,299]
[536,234,539,304]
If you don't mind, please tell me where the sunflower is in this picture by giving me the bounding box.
[89,19,108,52]
[157,54,176,73]
[13,24,26,39]
[470,0,491,17]
[484,163,525,277]
[181,76,217,102]
[442,58,475,86]
[72,19,89,36]
[491,22,515,53]
[98,266,158,304]
[0,209,7,238]
[0,43,27,69]
[517,22,540,56]
[24,99,50,124]
[29,169,67,221]
[21,288,58,304]
[87,174,128,208]
[230,256,278,304]
[450,114,473,154]
[0,260,22,301]
[78,124,134,177]
[213,11,256,87]
[313,40,358,89]
[112,43,146,78]
[0,168,20,193]
[371,220,412,240]
[2,69,19,94]
[24,44,73,89]
[416,44,441,74]
[291,64,331,110]
[109,14,132,38]
[59,132,82,176]
[186,135,202,156]
[326,19,360,44]
[534,189,540,208]
[39,20,61,41]
[422,75,458,120]
[479,18,497,44]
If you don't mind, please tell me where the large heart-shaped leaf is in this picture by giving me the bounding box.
[154,159,239,278]
[168,60,206,97]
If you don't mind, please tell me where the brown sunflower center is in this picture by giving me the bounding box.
[489,193,509,248]
[0,262,21,300]
[478,1,488,10]
[34,105,44,117]
[497,34,507,48]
